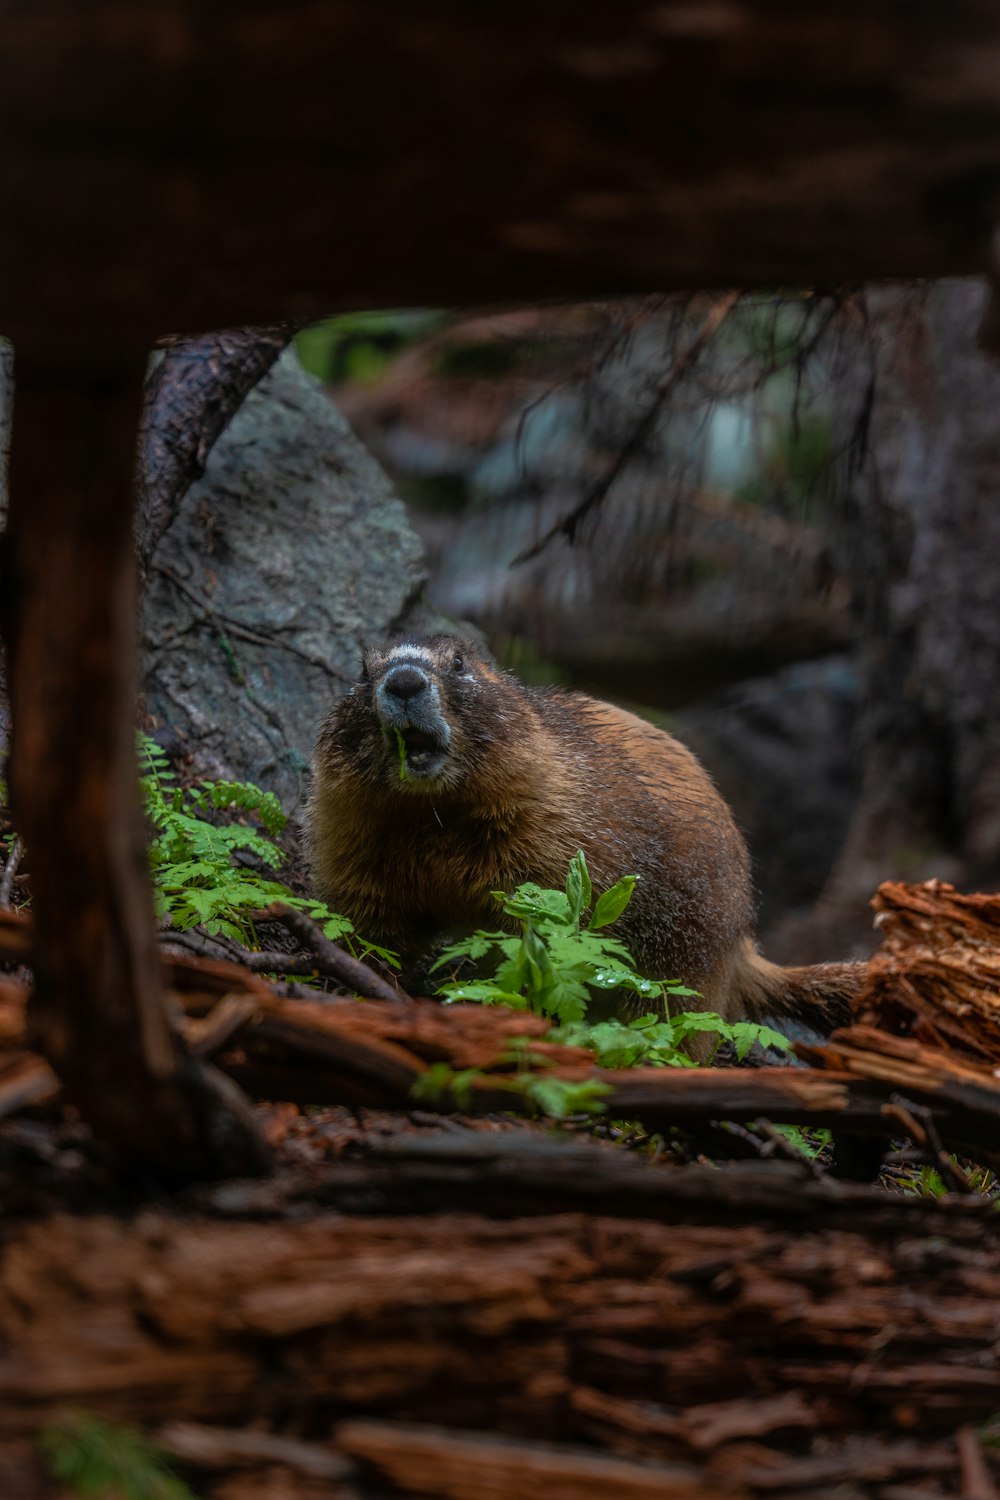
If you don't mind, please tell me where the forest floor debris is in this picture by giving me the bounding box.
[2,879,1000,1497]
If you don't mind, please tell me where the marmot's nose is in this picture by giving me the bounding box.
[384,665,428,701]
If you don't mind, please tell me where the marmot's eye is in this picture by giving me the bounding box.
[452,653,464,673]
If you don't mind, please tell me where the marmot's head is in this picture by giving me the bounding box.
[325,634,524,793]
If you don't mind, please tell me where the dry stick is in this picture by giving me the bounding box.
[957,1425,1000,1500]
[157,1422,351,1482]
[184,994,259,1060]
[254,902,410,1003]
[163,924,341,981]
[884,1096,973,1194]
[512,290,742,565]
[0,837,23,909]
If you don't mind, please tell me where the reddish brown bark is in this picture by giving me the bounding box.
[0,371,268,1177]
[0,1189,997,1494]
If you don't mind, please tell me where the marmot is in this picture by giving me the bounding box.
[308,634,861,1027]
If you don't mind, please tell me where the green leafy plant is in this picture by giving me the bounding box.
[769,1123,832,1161]
[39,1414,195,1500]
[411,1058,613,1120]
[432,849,790,1068]
[139,732,396,967]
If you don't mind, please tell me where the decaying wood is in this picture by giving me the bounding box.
[2,881,999,1492]
[335,1420,740,1499]
[794,880,1000,1164]
[157,1421,351,1482]
[181,1131,993,1227]
[860,879,1000,1061]
[0,376,268,1180]
[0,1180,997,1494]
[6,896,1000,1167]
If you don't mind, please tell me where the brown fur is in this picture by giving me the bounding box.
[308,635,862,1029]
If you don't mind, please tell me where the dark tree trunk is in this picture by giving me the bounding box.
[774,280,1000,959]
[0,364,268,1178]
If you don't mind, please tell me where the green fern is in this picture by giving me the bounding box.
[433,850,790,1068]
[39,1414,195,1500]
[138,733,396,967]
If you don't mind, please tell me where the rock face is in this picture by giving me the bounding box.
[141,350,431,811]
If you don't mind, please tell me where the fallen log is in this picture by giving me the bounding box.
[859,879,1000,1061]
[0,376,269,1181]
[1,1167,998,1494]
[6,906,1000,1167]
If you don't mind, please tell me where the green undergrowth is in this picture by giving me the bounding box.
[418,850,792,1119]
[139,733,396,967]
[138,741,788,1120]
[39,1414,195,1500]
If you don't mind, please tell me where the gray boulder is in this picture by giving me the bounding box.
[142,349,431,810]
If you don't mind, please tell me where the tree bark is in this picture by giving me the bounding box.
[0,365,268,1178]
[0,1177,997,1494]
[138,327,295,578]
[771,281,1000,961]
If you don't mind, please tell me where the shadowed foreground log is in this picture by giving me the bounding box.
[0,1160,998,1495]
[3,3,1000,358]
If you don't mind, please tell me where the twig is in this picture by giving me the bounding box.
[254,902,410,1004]
[958,1425,1000,1500]
[153,563,352,682]
[157,1421,350,1480]
[160,926,243,964]
[161,927,385,1004]
[163,916,406,997]
[512,294,672,486]
[753,1117,827,1179]
[183,994,259,1060]
[512,290,741,564]
[0,836,24,909]
[879,1094,975,1190]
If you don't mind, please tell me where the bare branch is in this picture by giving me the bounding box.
[512,292,741,565]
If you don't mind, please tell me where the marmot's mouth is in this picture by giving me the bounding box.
[395,726,450,780]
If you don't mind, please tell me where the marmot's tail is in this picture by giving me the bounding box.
[733,942,865,1031]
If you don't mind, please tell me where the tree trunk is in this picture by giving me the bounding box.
[772,280,1000,959]
[138,327,295,579]
[0,364,268,1178]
